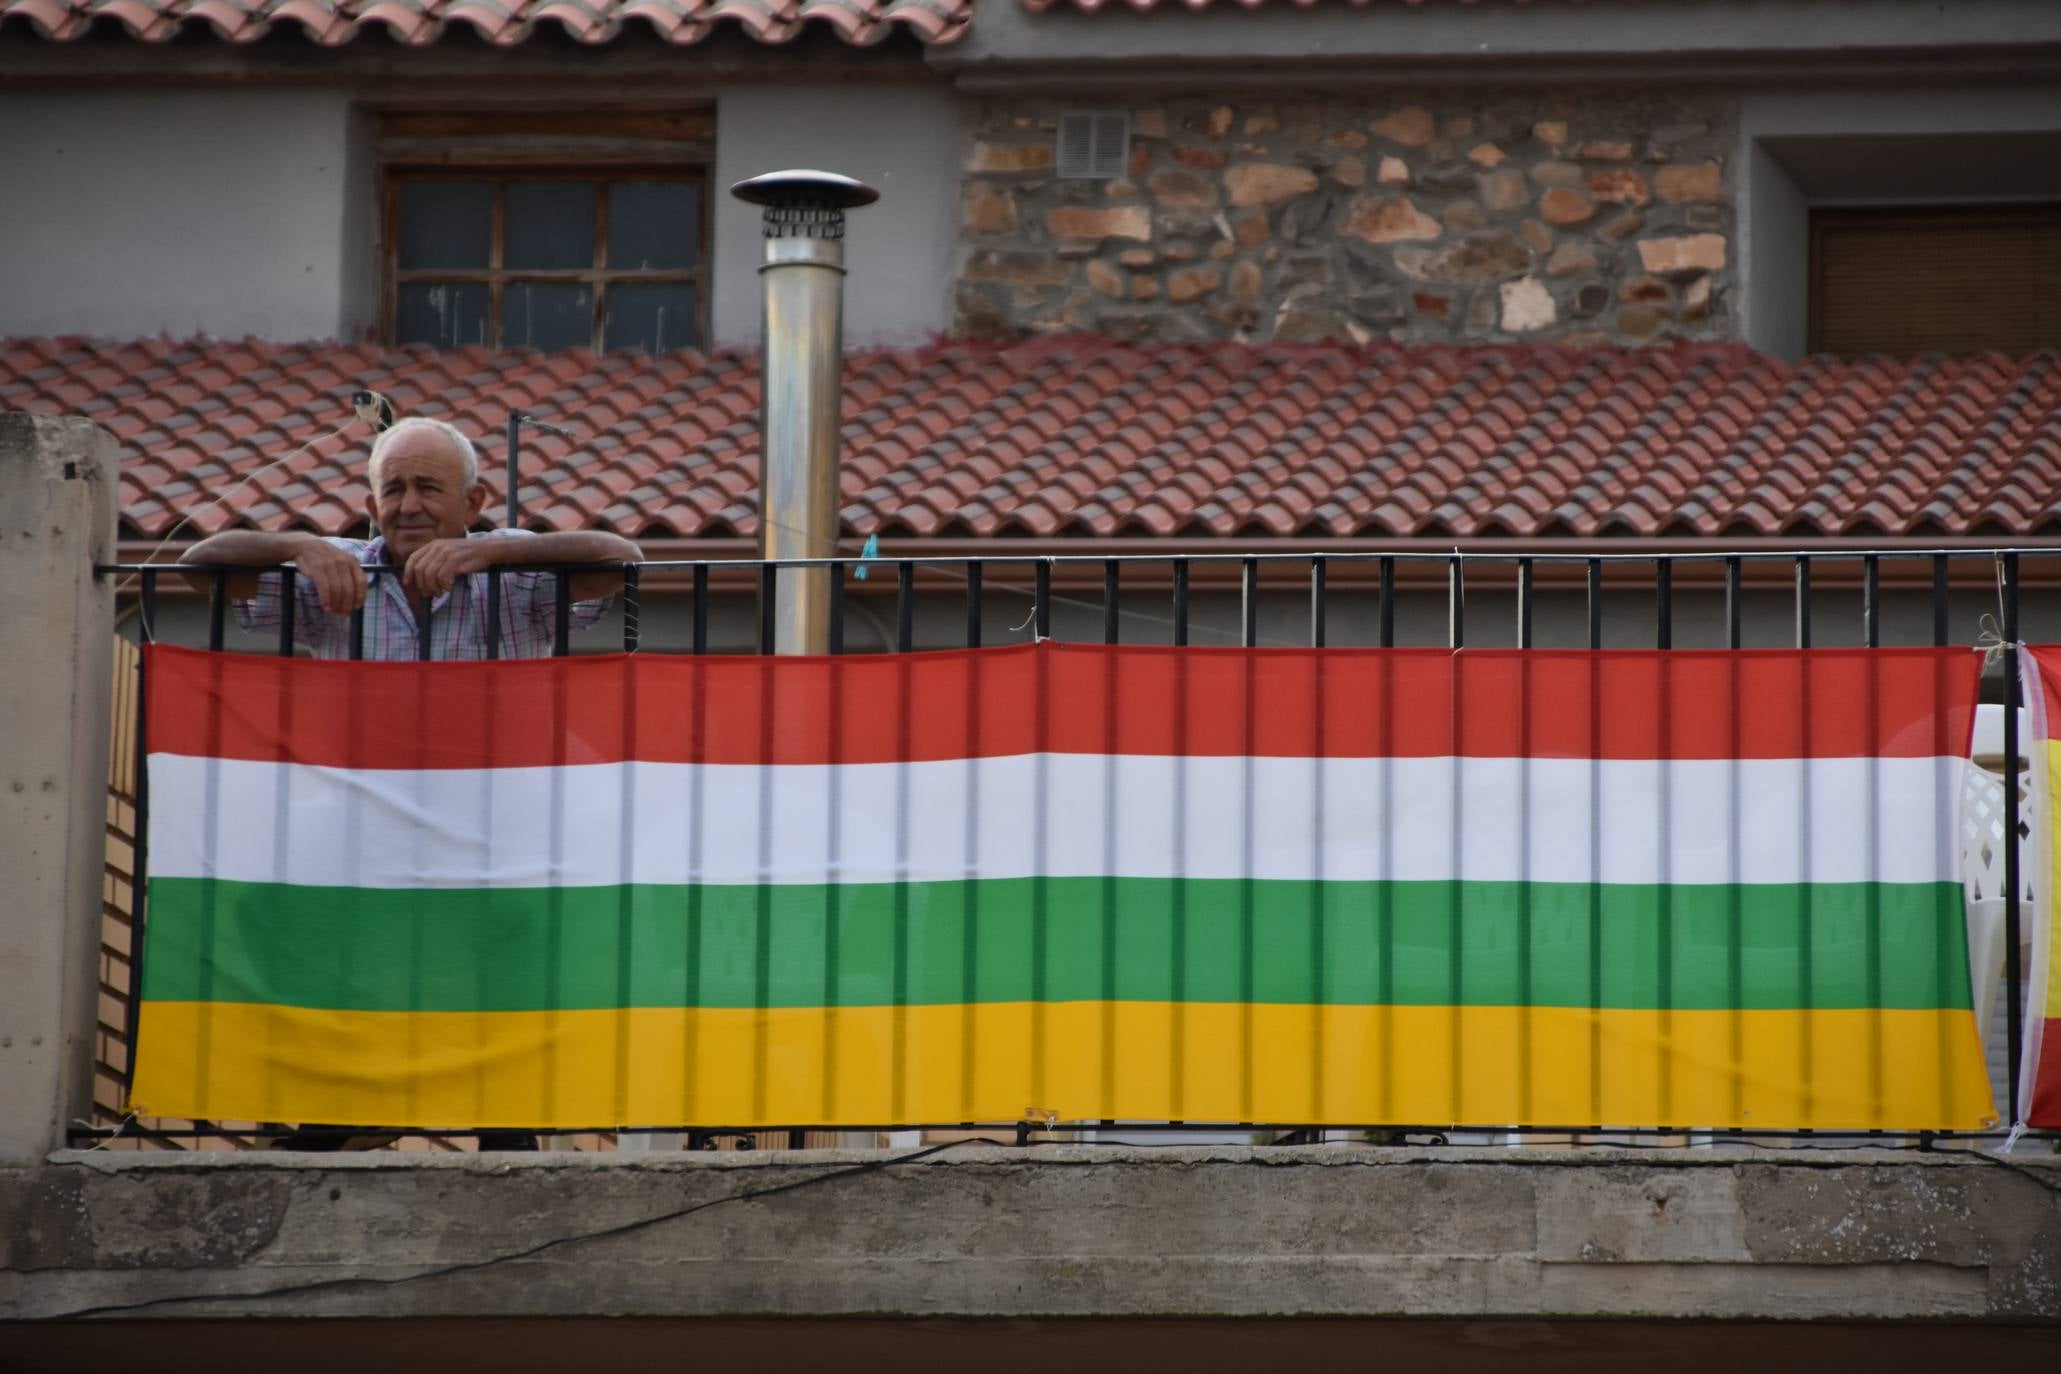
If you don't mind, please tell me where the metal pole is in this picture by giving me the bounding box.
[732,170,879,656]
[504,409,526,530]
[732,175,876,1150]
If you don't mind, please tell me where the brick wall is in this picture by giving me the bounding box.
[955,92,1736,346]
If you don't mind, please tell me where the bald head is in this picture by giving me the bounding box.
[368,417,478,490]
[362,419,488,560]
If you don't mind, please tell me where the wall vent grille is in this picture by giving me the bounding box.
[1056,111,1130,180]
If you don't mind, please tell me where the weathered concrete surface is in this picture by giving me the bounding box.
[0,413,115,1166]
[5,1147,2057,1326]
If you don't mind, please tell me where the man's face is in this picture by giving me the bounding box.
[364,429,487,561]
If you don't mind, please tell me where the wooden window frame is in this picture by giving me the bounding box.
[377,110,714,354]
[1808,202,2061,357]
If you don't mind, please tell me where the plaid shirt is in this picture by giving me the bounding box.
[234,530,611,660]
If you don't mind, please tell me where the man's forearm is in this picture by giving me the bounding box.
[180,531,332,568]
[178,531,335,599]
[492,532,641,603]
[488,532,643,568]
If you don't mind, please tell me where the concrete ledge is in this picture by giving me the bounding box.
[6,1146,2058,1327]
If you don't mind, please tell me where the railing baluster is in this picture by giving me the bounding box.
[1862,555,1879,649]
[1105,559,1121,646]
[622,564,641,653]
[827,561,844,656]
[207,572,226,652]
[1586,559,1602,650]
[1517,558,1532,650]
[1794,555,1811,650]
[1172,559,1190,647]
[1310,558,1326,649]
[1724,556,1741,650]
[1034,560,1052,640]
[1241,556,1258,648]
[897,561,915,652]
[2004,552,2024,1117]
[553,568,571,659]
[483,569,498,661]
[1378,556,1394,648]
[759,564,777,654]
[1448,555,1464,649]
[353,573,370,662]
[965,562,983,649]
[279,568,296,658]
[1932,554,1949,647]
[692,564,709,655]
[1655,560,1672,650]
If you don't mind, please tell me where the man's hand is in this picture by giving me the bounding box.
[402,537,496,602]
[294,537,371,616]
[180,530,366,614]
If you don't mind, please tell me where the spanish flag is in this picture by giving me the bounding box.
[132,641,1994,1132]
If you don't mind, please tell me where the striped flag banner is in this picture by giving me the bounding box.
[132,640,1996,1132]
[2019,650,2061,1128]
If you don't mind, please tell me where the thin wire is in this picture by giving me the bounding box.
[74,1109,139,1152]
[116,416,364,599]
[1965,1146,2061,1193]
[45,1140,958,1321]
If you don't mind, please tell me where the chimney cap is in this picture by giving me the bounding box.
[730,169,880,209]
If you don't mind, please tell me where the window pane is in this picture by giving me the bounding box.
[396,182,492,270]
[395,282,490,349]
[606,282,700,353]
[506,181,595,271]
[607,180,699,271]
[506,281,594,351]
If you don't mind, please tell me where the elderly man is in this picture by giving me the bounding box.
[181,417,642,659]
[181,417,641,1152]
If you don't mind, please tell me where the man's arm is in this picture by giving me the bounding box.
[178,531,369,615]
[403,531,643,603]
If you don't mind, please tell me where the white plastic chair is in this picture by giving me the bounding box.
[1962,703,2035,1107]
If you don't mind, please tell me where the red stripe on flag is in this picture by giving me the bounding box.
[2031,1019,2061,1129]
[145,642,1980,770]
[2029,647,2061,722]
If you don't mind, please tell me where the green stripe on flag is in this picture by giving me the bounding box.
[143,876,1974,1015]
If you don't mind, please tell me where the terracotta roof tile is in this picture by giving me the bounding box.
[8,335,2061,544]
[0,0,965,45]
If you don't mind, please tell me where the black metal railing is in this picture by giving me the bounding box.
[89,547,2054,1150]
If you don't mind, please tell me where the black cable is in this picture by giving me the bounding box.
[38,1141,957,1322]
[1963,1144,2061,1195]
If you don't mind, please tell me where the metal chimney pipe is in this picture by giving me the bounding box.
[730,169,879,654]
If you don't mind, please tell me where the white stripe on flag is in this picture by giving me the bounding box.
[148,752,1969,892]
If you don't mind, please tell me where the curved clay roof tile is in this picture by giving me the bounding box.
[10,334,2059,542]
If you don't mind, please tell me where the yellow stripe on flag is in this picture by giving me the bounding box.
[134,1000,1997,1132]
[2045,742,2061,1019]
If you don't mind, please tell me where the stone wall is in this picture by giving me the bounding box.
[955,92,1736,346]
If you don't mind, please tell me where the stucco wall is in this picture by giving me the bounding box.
[0,90,374,342]
[711,82,964,347]
[0,81,963,349]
